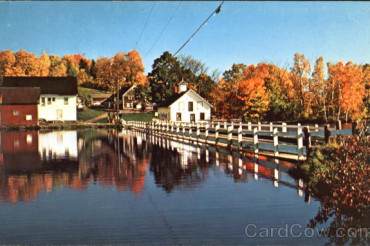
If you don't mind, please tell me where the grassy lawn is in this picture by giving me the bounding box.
[78,86,110,104]
[121,113,154,122]
[77,107,107,121]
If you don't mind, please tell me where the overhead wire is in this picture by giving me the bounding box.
[173,1,224,56]
[144,2,182,58]
[135,2,156,50]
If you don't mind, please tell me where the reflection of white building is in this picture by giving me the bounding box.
[38,131,78,160]
[170,141,196,168]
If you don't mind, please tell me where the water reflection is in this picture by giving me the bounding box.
[0,129,307,204]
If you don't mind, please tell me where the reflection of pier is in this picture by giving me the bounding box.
[0,129,309,203]
[128,129,309,200]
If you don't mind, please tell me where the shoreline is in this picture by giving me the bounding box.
[0,122,118,131]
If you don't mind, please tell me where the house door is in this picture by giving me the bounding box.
[190,114,196,123]
[57,109,63,120]
[176,113,182,121]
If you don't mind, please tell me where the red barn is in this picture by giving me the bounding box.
[0,87,40,126]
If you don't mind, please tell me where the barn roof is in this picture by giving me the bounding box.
[3,77,78,95]
[0,87,40,104]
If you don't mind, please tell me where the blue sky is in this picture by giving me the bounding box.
[1,1,369,74]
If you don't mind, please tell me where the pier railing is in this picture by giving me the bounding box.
[124,120,353,161]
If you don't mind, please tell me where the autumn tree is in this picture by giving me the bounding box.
[0,50,16,82]
[290,53,311,119]
[327,62,366,121]
[125,50,147,85]
[209,64,245,119]
[362,64,370,119]
[311,57,328,121]
[34,51,51,76]
[237,63,270,120]
[95,57,113,90]
[264,64,296,121]
[7,49,39,76]
[49,55,67,77]
[339,62,365,121]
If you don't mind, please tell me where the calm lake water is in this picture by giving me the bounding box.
[0,129,331,245]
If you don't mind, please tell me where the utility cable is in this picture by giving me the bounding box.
[135,2,156,50]
[144,2,182,58]
[173,1,224,56]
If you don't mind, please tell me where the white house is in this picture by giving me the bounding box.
[3,77,78,121]
[157,80,212,122]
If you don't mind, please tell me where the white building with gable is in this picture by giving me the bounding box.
[3,77,78,121]
[157,80,212,122]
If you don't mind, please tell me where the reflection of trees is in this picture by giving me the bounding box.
[149,144,211,193]
[77,129,150,195]
[0,160,79,203]
[0,129,152,203]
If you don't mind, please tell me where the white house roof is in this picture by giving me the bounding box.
[158,89,213,108]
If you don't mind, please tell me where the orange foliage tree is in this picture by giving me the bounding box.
[0,50,16,82]
[237,63,270,120]
[95,51,147,91]
[327,62,365,121]
[49,55,67,77]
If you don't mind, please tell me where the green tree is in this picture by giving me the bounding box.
[148,51,182,104]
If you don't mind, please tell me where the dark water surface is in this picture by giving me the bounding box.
[0,129,329,245]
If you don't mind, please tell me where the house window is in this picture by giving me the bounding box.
[179,102,184,111]
[47,97,52,105]
[26,134,32,144]
[14,140,19,148]
[41,97,45,106]
[188,102,193,112]
[197,101,203,110]
[200,113,205,120]
[52,97,56,102]
[176,113,182,121]
[13,110,19,116]
[25,115,32,121]
[0,95,2,104]
[64,97,69,105]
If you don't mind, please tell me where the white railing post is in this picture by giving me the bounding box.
[248,122,252,131]
[282,122,287,133]
[270,122,273,132]
[196,123,200,141]
[258,121,262,131]
[227,125,233,148]
[253,128,259,154]
[215,123,220,144]
[273,128,279,157]
[297,123,303,160]
[315,124,319,132]
[205,123,209,143]
[238,124,243,150]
